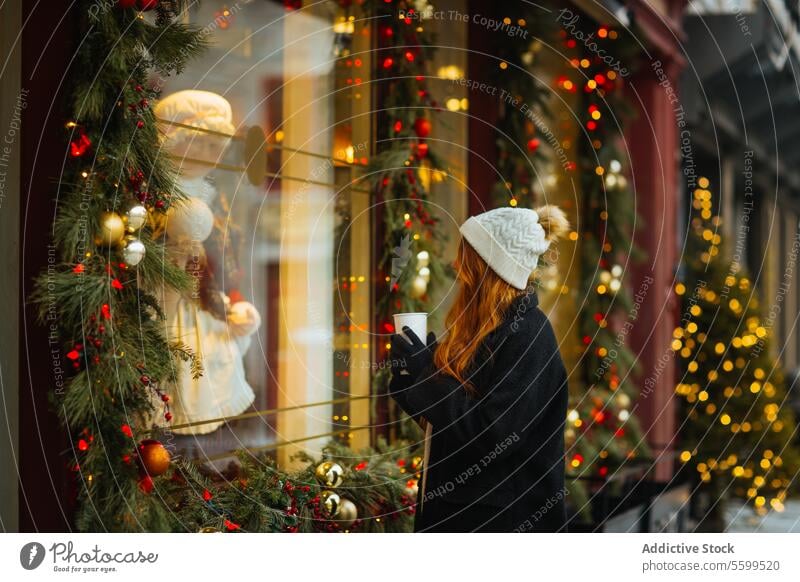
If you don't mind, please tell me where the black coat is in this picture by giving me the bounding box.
[389,291,569,532]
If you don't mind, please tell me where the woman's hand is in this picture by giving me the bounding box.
[391,328,437,380]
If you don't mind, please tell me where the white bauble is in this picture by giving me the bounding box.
[166,197,214,243]
[122,238,146,266]
[126,205,148,232]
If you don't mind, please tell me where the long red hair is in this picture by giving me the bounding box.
[433,205,569,393]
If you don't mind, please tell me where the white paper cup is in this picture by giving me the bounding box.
[393,312,427,343]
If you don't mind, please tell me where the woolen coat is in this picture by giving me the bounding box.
[389,291,569,532]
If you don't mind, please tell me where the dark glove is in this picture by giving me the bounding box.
[390,327,437,381]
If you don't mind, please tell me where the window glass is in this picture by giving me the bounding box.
[156,0,372,465]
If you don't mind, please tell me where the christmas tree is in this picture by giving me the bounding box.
[675,177,800,527]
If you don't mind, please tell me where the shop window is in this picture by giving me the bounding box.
[155,0,373,467]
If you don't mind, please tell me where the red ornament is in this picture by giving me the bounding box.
[354,461,368,471]
[117,0,137,8]
[164,412,173,422]
[73,263,85,274]
[413,117,432,138]
[77,439,89,452]
[66,350,80,361]
[111,278,124,290]
[224,519,241,531]
[69,132,91,158]
[121,424,133,438]
[382,57,394,69]
[101,304,111,320]
[527,138,540,153]
[137,0,158,10]
[415,142,429,159]
[202,489,213,502]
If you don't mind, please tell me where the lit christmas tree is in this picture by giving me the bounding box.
[675,177,800,527]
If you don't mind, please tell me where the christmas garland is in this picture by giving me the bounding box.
[363,0,448,439]
[554,18,650,507]
[34,0,426,533]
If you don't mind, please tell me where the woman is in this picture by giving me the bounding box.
[390,206,570,532]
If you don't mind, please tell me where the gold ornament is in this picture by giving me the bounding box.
[410,456,424,471]
[315,461,344,488]
[320,490,341,518]
[336,498,358,527]
[137,439,171,477]
[97,211,126,247]
[617,393,631,408]
[125,204,148,232]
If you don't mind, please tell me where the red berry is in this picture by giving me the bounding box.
[138,475,154,494]
[136,120,145,129]
[161,394,170,403]
[140,375,150,385]
[164,412,173,422]
[527,138,540,153]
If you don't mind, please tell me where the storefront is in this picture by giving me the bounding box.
[9,0,688,531]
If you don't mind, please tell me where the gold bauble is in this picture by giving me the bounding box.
[137,439,171,477]
[96,211,126,247]
[315,461,344,488]
[617,393,631,408]
[320,490,341,518]
[410,456,424,471]
[336,498,358,527]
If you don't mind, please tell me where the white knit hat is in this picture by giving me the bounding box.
[459,206,569,290]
